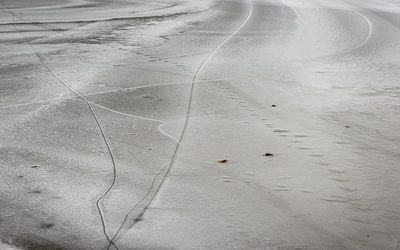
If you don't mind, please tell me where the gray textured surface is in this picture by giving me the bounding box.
[1,0,400,249]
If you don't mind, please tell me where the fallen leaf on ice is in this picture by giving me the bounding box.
[218,160,228,163]
[263,153,274,157]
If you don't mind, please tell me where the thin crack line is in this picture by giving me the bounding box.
[0,78,235,110]
[0,2,119,248]
[106,0,253,247]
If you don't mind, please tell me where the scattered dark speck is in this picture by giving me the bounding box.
[133,215,143,223]
[271,104,277,107]
[294,134,309,138]
[264,153,274,157]
[310,154,324,158]
[345,125,350,128]
[40,223,55,229]
[31,165,38,168]
[133,217,143,223]
[273,129,289,133]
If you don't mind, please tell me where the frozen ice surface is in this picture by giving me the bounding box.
[1,0,400,249]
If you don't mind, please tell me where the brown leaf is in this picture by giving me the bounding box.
[263,153,274,157]
[218,159,228,163]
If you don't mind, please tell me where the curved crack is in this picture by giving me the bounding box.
[0,2,119,248]
[106,0,254,248]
